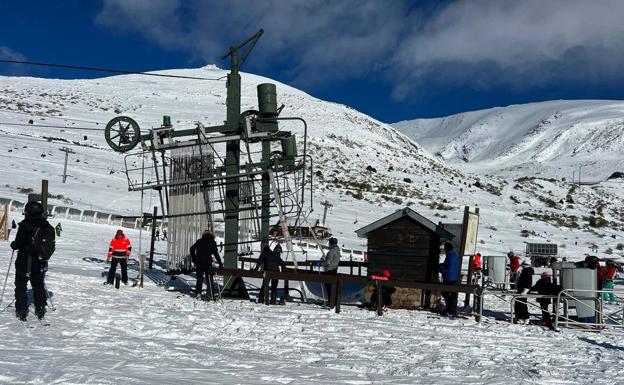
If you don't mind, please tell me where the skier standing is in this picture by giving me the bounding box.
[106,229,131,285]
[321,237,341,302]
[603,262,618,303]
[8,219,17,238]
[154,227,160,241]
[530,271,559,328]
[162,227,168,240]
[514,261,534,324]
[10,201,55,322]
[254,244,286,304]
[508,251,521,288]
[190,230,223,300]
[55,222,62,237]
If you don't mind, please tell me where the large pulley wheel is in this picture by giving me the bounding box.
[105,116,141,152]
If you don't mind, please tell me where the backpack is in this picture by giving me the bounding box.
[32,225,56,261]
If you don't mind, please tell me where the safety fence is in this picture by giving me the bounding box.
[1,196,368,260]
[214,267,480,317]
[480,287,624,331]
[0,196,165,229]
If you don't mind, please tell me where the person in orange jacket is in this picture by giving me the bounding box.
[106,229,131,285]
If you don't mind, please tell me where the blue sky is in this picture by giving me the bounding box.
[2,0,624,123]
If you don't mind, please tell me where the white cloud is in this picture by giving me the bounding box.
[0,46,28,75]
[95,0,624,98]
[394,0,624,97]
[0,46,26,61]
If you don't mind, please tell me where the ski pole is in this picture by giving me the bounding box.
[0,250,15,306]
[44,283,56,311]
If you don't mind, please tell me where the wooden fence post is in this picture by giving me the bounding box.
[376,280,383,316]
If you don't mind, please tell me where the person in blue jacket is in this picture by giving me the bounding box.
[440,242,460,317]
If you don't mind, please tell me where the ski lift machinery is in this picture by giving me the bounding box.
[103,30,314,286]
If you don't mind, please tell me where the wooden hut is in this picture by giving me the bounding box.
[355,207,455,309]
[356,207,455,281]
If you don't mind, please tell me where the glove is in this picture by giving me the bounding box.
[521,288,529,295]
[315,261,321,268]
[106,256,111,262]
[10,241,16,250]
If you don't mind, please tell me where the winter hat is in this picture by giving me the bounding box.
[328,237,338,246]
[541,271,552,278]
[507,251,515,258]
[115,229,124,237]
[521,260,530,267]
[274,244,283,252]
[24,201,44,216]
[382,269,392,278]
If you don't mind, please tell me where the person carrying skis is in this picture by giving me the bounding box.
[190,230,223,300]
[254,244,287,304]
[514,261,534,324]
[440,242,460,317]
[9,201,55,322]
[321,237,341,302]
[55,222,62,237]
[106,229,131,285]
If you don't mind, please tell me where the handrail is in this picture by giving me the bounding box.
[554,288,624,330]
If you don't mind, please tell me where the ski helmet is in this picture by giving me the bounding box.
[24,201,44,216]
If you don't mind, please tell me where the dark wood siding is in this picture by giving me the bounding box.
[366,216,440,282]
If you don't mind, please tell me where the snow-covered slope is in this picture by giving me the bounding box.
[0,66,457,249]
[1,70,624,258]
[2,220,623,384]
[393,100,624,181]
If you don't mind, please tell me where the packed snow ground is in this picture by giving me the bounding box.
[1,220,624,385]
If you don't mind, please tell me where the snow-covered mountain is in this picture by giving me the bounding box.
[1,69,623,258]
[393,100,624,181]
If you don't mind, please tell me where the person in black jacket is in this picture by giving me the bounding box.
[530,271,560,328]
[190,231,223,300]
[514,261,534,324]
[10,201,54,321]
[254,244,286,304]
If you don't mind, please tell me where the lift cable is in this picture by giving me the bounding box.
[0,121,105,131]
[0,59,226,81]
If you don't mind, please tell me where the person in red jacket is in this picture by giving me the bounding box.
[508,251,521,289]
[603,262,618,303]
[106,229,131,285]
[473,253,482,270]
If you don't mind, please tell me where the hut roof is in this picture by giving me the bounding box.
[355,207,455,240]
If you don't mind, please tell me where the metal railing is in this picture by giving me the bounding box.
[554,288,624,330]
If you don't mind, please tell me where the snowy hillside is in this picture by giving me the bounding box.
[1,68,624,384]
[0,66,458,251]
[1,69,624,258]
[393,100,624,181]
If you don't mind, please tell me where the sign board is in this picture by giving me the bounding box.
[525,243,558,256]
[463,211,479,257]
